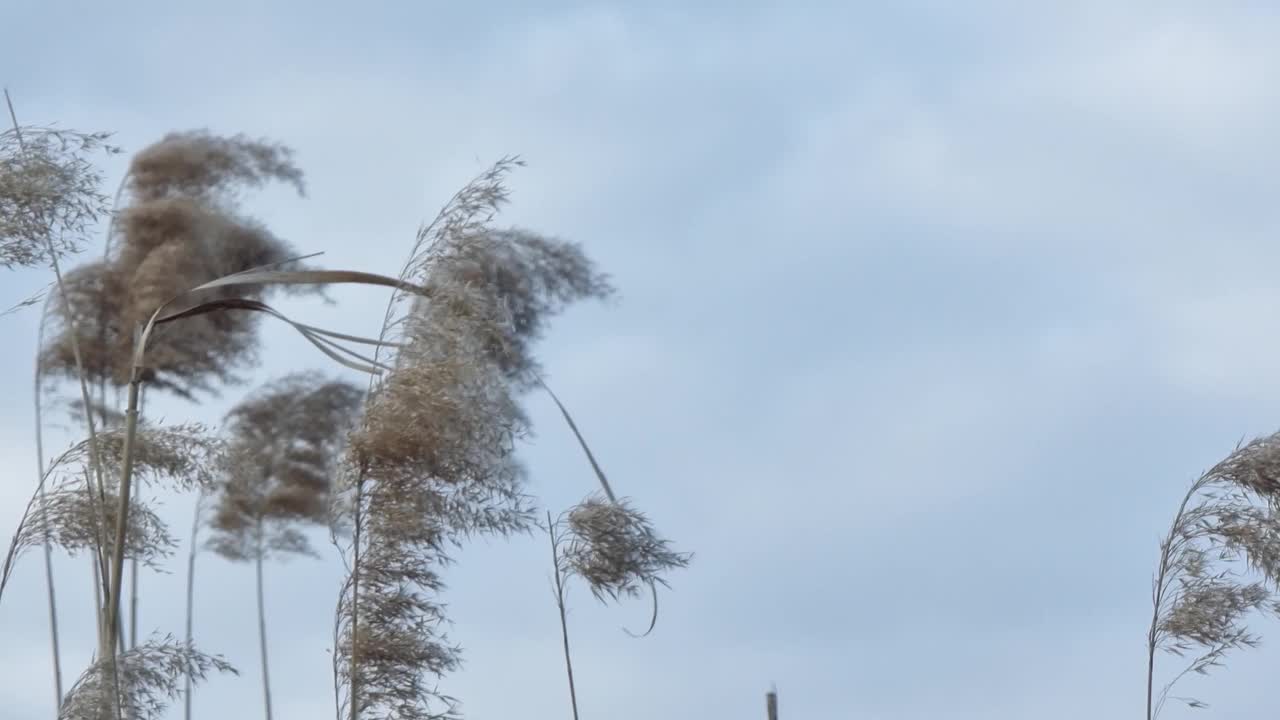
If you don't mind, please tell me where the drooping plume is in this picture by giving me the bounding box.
[559,494,691,603]
[57,635,236,720]
[2,423,222,603]
[206,372,362,720]
[1,123,119,270]
[208,372,363,561]
[335,157,619,720]
[41,130,308,399]
[1146,432,1280,719]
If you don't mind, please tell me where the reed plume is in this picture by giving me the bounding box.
[3,111,682,720]
[1,423,219,605]
[207,372,363,720]
[337,302,534,720]
[429,227,614,386]
[543,497,690,719]
[41,130,308,400]
[0,117,118,270]
[57,635,236,720]
[334,157,619,720]
[125,129,303,204]
[1147,432,1280,718]
[557,494,691,604]
[30,129,309,676]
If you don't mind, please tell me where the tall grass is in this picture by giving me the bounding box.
[1145,433,1280,718]
[2,103,691,720]
[542,499,690,719]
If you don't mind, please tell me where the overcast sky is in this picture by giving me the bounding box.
[4,1,1280,718]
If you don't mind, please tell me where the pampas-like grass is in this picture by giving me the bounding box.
[333,158,527,720]
[22,482,176,570]
[428,228,614,386]
[206,372,363,720]
[39,261,130,391]
[337,303,533,720]
[1,424,218,603]
[27,125,308,671]
[57,635,236,720]
[125,129,303,204]
[542,498,690,720]
[0,103,119,270]
[42,131,309,401]
[6,93,124,705]
[71,422,224,492]
[332,156,635,720]
[558,494,690,603]
[1146,432,1280,719]
[210,373,363,554]
[3,112,692,720]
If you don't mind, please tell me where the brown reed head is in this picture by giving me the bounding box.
[1,123,119,269]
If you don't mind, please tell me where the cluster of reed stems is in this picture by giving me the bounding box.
[2,91,690,720]
[10,87,1280,720]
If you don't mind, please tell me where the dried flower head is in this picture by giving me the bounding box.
[1205,433,1280,499]
[560,494,691,602]
[22,481,175,569]
[207,373,362,562]
[39,260,130,388]
[435,228,614,385]
[336,159,581,720]
[69,422,224,492]
[337,314,534,720]
[57,635,236,720]
[0,124,119,269]
[41,130,309,399]
[350,309,527,483]
[337,526,461,720]
[110,196,299,396]
[1147,431,1280,719]
[2,424,217,602]
[126,129,304,203]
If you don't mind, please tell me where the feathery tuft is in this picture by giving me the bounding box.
[0,123,119,269]
[126,129,304,203]
[561,494,691,602]
[208,373,362,562]
[58,635,236,720]
[1147,431,1280,718]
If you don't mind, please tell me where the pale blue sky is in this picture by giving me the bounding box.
[4,2,1280,718]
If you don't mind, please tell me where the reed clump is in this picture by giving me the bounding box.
[3,102,690,720]
[1,122,119,270]
[1146,432,1280,719]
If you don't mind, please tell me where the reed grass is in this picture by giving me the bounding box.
[2,106,691,720]
[542,499,690,720]
[1146,432,1280,718]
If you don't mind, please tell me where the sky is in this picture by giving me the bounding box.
[3,1,1280,718]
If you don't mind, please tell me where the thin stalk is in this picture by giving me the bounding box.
[34,299,64,708]
[331,584,345,720]
[347,479,364,720]
[184,495,203,720]
[90,554,102,643]
[256,520,274,720]
[129,557,138,649]
[105,376,142,660]
[38,478,63,708]
[129,388,148,651]
[548,512,580,720]
[80,466,111,647]
[5,89,112,659]
[1146,479,1203,720]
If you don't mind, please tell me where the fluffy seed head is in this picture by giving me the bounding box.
[1,124,119,269]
